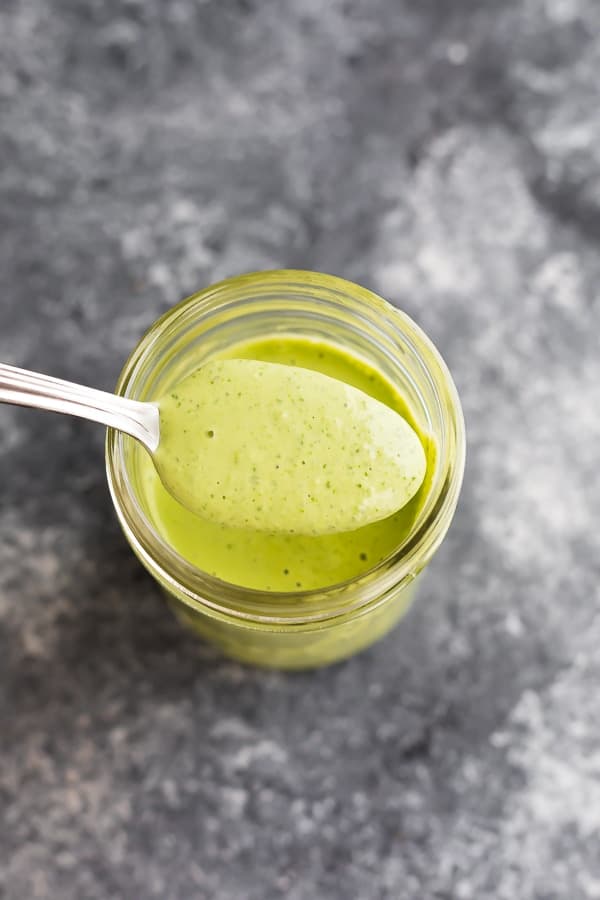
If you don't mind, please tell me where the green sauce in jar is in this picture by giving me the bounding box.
[139,335,434,592]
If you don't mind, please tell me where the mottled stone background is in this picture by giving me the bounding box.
[1,1,599,898]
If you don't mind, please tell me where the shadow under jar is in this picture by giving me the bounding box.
[106,270,465,669]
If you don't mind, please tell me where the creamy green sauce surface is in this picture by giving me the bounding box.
[155,358,425,535]
[140,337,434,592]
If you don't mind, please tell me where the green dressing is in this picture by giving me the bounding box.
[139,337,434,592]
[155,359,425,535]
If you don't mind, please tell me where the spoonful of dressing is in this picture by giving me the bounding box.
[0,359,426,535]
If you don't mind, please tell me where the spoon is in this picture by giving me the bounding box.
[0,360,426,535]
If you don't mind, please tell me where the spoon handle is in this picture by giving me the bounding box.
[0,363,159,452]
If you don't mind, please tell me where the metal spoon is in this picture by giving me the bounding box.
[0,363,159,452]
[0,360,427,534]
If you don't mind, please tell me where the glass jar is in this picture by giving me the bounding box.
[106,270,465,669]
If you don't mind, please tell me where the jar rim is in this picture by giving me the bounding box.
[106,270,465,625]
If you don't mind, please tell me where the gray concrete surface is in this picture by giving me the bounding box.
[1,1,599,898]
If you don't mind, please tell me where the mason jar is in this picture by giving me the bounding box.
[106,270,465,669]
